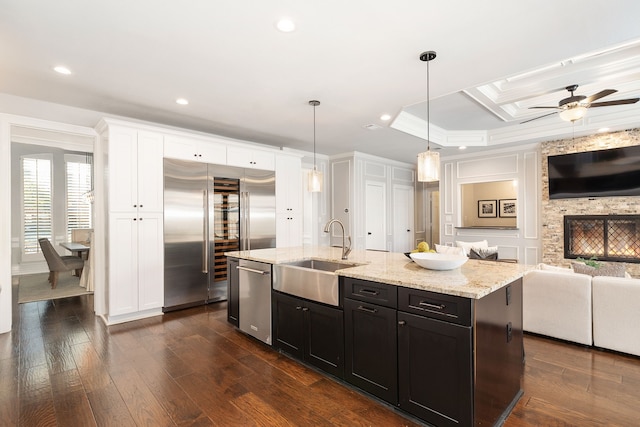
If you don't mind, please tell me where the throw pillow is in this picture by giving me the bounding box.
[469,246,499,260]
[455,240,488,256]
[435,244,466,256]
[571,261,626,278]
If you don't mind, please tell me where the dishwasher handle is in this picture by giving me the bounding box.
[236,265,270,275]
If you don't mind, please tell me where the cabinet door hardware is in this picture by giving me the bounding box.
[357,305,378,314]
[296,306,302,310]
[302,307,309,312]
[359,289,380,296]
[398,320,406,326]
[418,301,445,310]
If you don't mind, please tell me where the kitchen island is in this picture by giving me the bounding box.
[225,246,535,427]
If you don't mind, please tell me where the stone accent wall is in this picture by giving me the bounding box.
[541,129,640,277]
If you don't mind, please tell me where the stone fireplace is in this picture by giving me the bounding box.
[564,215,640,263]
[540,129,640,277]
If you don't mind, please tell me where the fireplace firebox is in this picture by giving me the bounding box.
[564,215,640,263]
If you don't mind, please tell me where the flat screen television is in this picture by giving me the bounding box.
[547,145,640,199]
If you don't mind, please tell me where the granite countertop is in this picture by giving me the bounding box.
[225,246,535,299]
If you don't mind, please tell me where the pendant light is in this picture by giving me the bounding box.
[417,51,440,182]
[308,100,323,192]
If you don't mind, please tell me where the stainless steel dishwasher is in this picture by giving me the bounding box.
[238,259,272,344]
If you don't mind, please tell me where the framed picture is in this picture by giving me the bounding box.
[478,200,497,218]
[499,199,517,218]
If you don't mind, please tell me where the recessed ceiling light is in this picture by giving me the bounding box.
[54,66,71,75]
[276,18,295,32]
[459,146,467,150]
[598,127,610,133]
[176,98,189,105]
[380,114,391,121]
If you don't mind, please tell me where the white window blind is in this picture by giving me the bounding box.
[66,158,92,240]
[22,156,52,255]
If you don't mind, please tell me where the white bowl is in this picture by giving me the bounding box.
[410,252,468,270]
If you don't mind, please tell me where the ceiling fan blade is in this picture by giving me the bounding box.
[529,106,561,109]
[584,89,617,104]
[589,98,639,108]
[520,111,558,124]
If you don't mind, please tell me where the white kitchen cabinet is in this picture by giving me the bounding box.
[164,134,227,165]
[276,154,303,247]
[97,118,165,324]
[227,146,275,170]
[108,212,163,316]
[108,127,164,213]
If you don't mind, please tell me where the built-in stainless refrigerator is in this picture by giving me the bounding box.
[163,159,276,311]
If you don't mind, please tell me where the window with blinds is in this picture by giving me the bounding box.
[22,156,52,255]
[66,159,93,240]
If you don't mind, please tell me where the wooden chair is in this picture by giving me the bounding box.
[38,238,85,289]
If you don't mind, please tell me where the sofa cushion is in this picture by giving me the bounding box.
[469,246,498,260]
[455,240,488,256]
[571,261,626,278]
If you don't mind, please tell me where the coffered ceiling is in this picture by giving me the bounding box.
[1,0,640,162]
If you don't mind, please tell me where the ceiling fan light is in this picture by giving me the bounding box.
[417,150,440,182]
[559,106,587,122]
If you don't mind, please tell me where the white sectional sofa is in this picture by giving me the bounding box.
[592,276,640,357]
[523,264,640,357]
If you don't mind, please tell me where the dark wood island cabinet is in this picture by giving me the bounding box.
[225,247,531,427]
[273,291,344,378]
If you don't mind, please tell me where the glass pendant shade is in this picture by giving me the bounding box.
[308,169,323,192]
[559,106,587,122]
[417,150,440,182]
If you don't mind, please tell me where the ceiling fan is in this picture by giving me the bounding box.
[521,84,639,124]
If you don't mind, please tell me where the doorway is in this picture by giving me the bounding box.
[10,126,95,305]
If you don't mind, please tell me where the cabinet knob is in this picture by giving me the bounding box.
[302,307,309,312]
[133,218,137,221]
[139,218,143,221]
[140,204,143,208]
[407,229,410,232]
[194,154,198,157]
[398,320,406,326]
[133,204,137,208]
[296,306,302,310]
[367,232,372,235]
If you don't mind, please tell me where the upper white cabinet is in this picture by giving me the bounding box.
[164,134,226,165]
[227,146,275,170]
[108,127,164,213]
[276,154,303,247]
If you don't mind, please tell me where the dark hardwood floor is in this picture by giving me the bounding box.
[1,288,639,426]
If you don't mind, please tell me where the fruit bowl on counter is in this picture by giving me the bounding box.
[410,252,468,270]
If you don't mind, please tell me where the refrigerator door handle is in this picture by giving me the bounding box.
[246,191,251,250]
[203,189,209,273]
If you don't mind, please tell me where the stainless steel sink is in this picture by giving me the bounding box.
[272,259,360,306]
